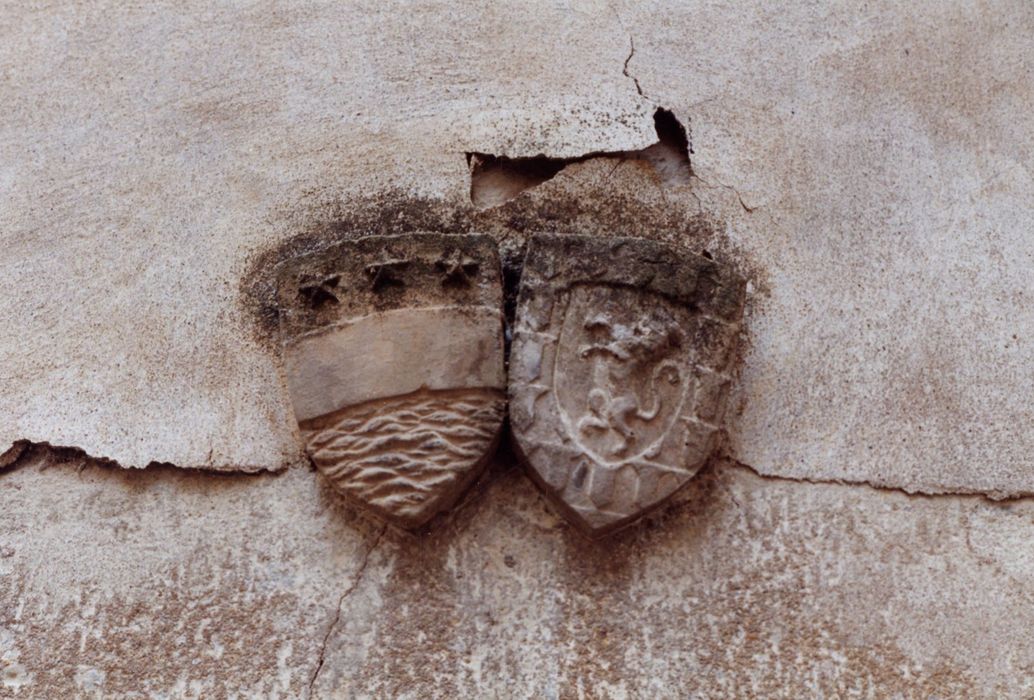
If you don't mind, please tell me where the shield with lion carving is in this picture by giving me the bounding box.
[509,235,745,537]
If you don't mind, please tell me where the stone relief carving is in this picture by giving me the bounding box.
[277,232,744,537]
[508,235,746,536]
[277,234,506,530]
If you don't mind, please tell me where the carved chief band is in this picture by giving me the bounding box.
[278,234,506,529]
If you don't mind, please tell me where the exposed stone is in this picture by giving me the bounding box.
[277,233,506,529]
[509,235,745,535]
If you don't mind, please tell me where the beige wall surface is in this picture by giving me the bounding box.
[2,1,1033,697]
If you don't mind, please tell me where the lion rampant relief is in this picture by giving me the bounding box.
[574,310,685,459]
[509,235,745,536]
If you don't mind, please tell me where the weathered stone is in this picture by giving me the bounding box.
[3,4,1034,697]
[277,233,505,529]
[509,235,745,536]
[7,450,1034,698]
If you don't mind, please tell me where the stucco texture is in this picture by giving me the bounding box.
[2,1,1034,697]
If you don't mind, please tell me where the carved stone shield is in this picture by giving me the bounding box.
[277,233,505,530]
[509,235,745,536]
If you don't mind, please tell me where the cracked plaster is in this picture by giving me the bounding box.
[2,1,1034,696]
[2,2,1030,497]
[4,450,1034,697]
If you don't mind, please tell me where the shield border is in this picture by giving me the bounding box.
[508,235,745,536]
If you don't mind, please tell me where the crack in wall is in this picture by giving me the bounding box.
[306,525,387,699]
[615,34,761,216]
[0,439,283,477]
[465,35,715,210]
[467,108,693,208]
[623,36,647,101]
[725,458,1034,505]
[8,440,1034,519]
[0,35,1004,502]
[694,173,757,214]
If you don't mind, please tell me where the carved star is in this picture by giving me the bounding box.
[436,248,480,286]
[364,254,409,291]
[298,274,340,309]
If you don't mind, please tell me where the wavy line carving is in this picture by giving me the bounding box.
[301,387,505,527]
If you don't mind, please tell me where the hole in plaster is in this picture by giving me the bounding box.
[638,108,693,186]
[465,153,569,210]
[467,108,692,209]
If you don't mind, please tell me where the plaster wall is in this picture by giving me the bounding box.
[2,2,1033,697]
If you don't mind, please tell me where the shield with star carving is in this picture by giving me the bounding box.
[508,235,746,537]
[277,233,505,530]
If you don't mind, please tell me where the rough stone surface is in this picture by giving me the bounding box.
[4,449,1034,698]
[277,234,505,529]
[2,2,1034,697]
[509,235,744,535]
